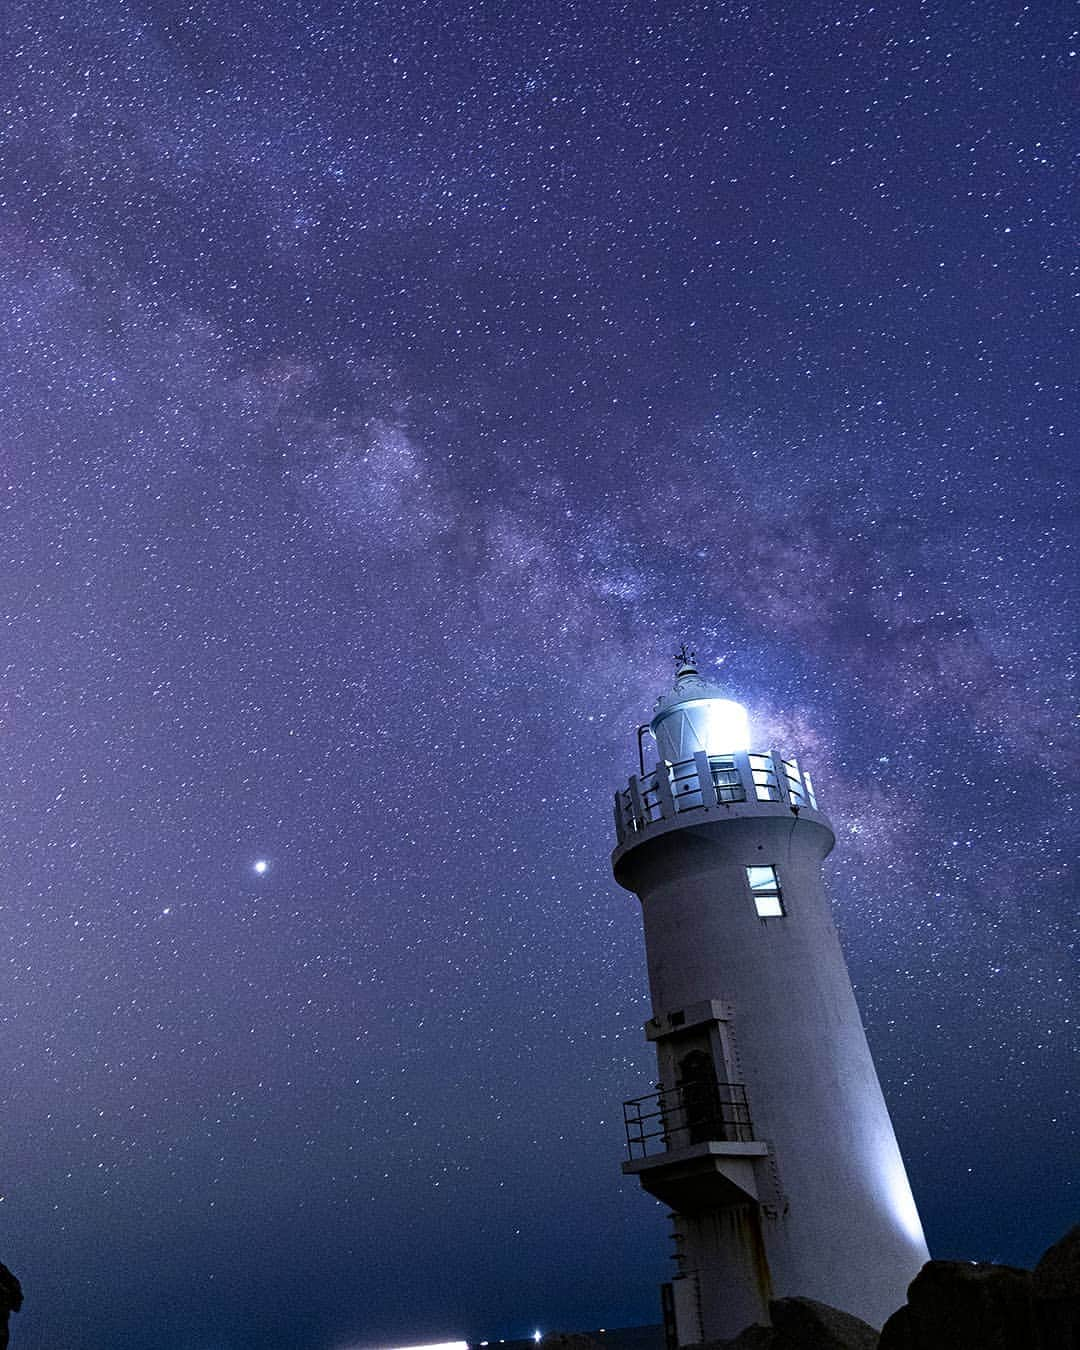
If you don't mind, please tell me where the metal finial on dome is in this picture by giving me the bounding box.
[674,643,698,679]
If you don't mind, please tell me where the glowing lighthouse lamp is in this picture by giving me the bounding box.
[612,648,928,1345]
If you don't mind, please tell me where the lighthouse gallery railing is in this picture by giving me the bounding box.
[613,750,819,844]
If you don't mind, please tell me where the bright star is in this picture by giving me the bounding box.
[253,859,270,875]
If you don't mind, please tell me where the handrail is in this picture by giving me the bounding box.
[623,1081,754,1160]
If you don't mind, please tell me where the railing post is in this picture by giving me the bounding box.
[775,752,793,808]
[628,776,645,830]
[693,750,713,809]
[653,762,676,821]
[733,751,754,803]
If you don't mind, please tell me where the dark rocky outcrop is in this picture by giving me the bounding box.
[1035,1225,1080,1298]
[878,1224,1080,1350]
[0,1264,21,1350]
[706,1295,879,1350]
[878,1260,1039,1350]
[714,1324,773,1350]
[1034,1224,1080,1350]
[768,1298,880,1350]
[695,1222,1080,1350]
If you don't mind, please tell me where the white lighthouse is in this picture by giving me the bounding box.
[612,649,929,1343]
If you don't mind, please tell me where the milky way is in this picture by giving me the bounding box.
[0,3,1076,1347]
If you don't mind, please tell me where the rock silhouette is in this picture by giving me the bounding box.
[879,1223,1080,1350]
[877,1260,1040,1350]
[0,1264,21,1350]
[1034,1224,1080,1350]
[706,1295,880,1349]
[700,1221,1079,1350]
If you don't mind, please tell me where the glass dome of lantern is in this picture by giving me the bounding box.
[649,645,751,763]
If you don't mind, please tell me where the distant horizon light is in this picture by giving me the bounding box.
[355,1341,469,1350]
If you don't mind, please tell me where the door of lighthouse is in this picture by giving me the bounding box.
[677,1049,723,1144]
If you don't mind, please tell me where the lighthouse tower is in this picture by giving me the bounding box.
[612,649,929,1343]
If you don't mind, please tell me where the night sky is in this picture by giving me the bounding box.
[1,2,1077,1347]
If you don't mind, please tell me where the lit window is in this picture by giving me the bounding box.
[747,865,784,917]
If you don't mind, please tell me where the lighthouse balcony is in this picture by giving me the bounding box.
[621,1083,768,1211]
[613,750,820,846]
[624,1082,755,1158]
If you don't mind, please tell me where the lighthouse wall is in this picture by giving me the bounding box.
[615,811,928,1334]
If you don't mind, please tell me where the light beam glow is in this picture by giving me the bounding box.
[347,1341,469,1350]
[702,697,751,754]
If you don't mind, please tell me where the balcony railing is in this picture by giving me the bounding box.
[613,750,819,844]
[623,1082,754,1161]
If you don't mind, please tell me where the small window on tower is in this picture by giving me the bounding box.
[747,865,784,917]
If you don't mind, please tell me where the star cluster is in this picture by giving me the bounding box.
[0,2,1076,1347]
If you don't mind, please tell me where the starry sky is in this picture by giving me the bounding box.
[0,1,1077,1347]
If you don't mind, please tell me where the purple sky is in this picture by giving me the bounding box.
[0,2,1076,1347]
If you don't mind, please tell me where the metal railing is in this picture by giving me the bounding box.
[613,750,821,844]
[623,1081,754,1160]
